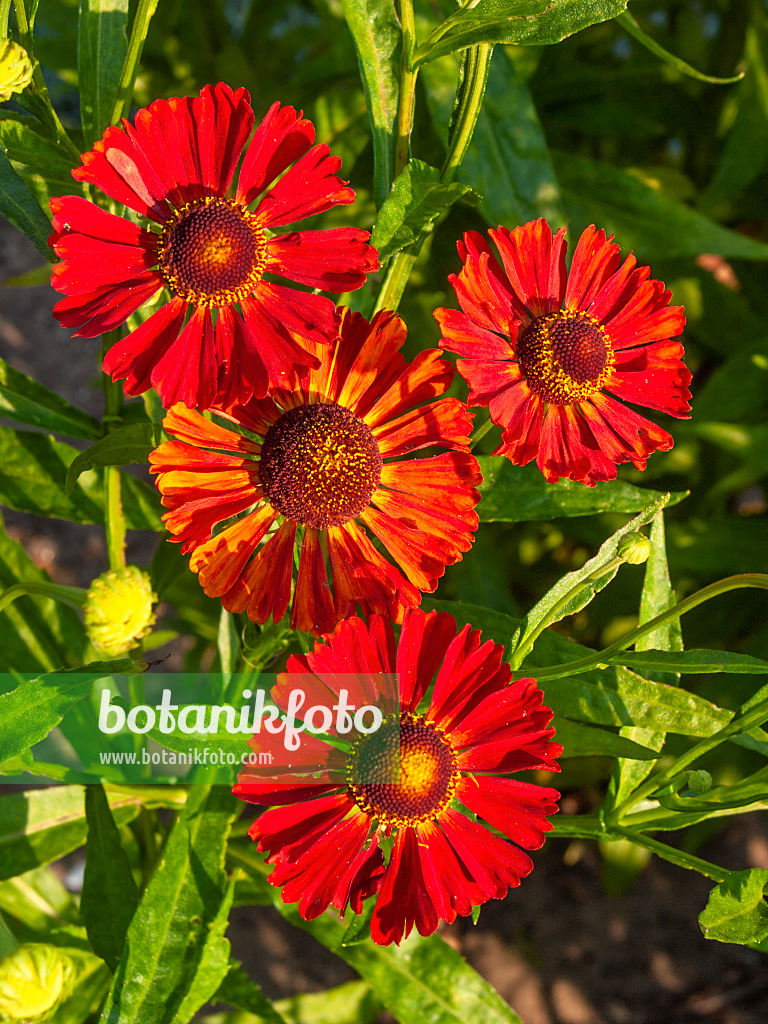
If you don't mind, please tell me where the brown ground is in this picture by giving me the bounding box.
[2,220,768,1024]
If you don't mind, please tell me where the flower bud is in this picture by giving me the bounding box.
[84,566,156,657]
[686,769,713,795]
[616,531,651,565]
[0,40,33,103]
[0,944,74,1022]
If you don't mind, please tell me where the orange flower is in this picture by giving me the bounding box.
[149,309,481,634]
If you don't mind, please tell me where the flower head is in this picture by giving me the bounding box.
[149,308,481,634]
[50,83,378,409]
[234,609,562,945]
[0,944,75,1023]
[435,218,691,485]
[84,566,156,656]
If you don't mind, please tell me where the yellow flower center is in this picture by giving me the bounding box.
[157,196,267,306]
[516,309,615,405]
[346,714,458,827]
[259,403,382,530]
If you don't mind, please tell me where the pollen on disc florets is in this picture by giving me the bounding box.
[259,403,383,530]
[516,309,615,405]
[346,713,459,828]
[157,195,267,307]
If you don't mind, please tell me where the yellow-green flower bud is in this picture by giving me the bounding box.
[84,566,156,657]
[616,531,651,565]
[0,40,33,104]
[686,769,713,795]
[0,944,74,1022]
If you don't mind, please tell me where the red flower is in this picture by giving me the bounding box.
[234,609,562,945]
[149,308,481,634]
[435,219,691,485]
[50,83,378,409]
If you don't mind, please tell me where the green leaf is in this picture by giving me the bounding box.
[82,784,140,971]
[212,965,289,1024]
[554,150,768,261]
[476,459,686,522]
[421,45,563,227]
[279,905,524,1024]
[0,144,55,261]
[0,864,78,930]
[0,116,79,182]
[66,423,157,495]
[371,159,476,262]
[699,869,768,947]
[0,786,145,881]
[78,0,130,147]
[0,357,100,439]
[608,649,768,675]
[0,661,144,764]
[553,717,660,760]
[0,512,86,672]
[342,0,401,207]
[514,492,671,652]
[99,786,238,1024]
[0,426,163,529]
[691,421,768,473]
[414,0,627,66]
[617,11,743,84]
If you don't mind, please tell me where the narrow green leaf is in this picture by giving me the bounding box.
[0,426,163,529]
[0,357,100,439]
[477,458,686,522]
[0,145,55,261]
[555,150,768,261]
[110,0,159,125]
[99,786,239,1024]
[699,869,768,946]
[617,11,743,84]
[0,787,144,881]
[608,649,768,675]
[0,117,79,181]
[65,423,157,495]
[0,661,144,764]
[78,0,130,146]
[421,46,564,227]
[82,785,140,971]
[553,717,660,760]
[414,0,627,66]
[515,493,671,651]
[342,0,401,207]
[212,965,289,1024]
[371,159,476,261]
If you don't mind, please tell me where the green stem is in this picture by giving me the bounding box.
[394,0,416,177]
[610,694,768,822]
[511,556,625,670]
[110,0,158,124]
[373,41,492,313]
[608,825,729,883]
[0,0,12,36]
[470,412,496,449]
[441,43,492,183]
[531,574,768,681]
[102,333,127,570]
[0,581,86,616]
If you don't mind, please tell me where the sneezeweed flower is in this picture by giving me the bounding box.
[149,309,481,634]
[50,83,377,409]
[234,609,562,945]
[435,218,691,486]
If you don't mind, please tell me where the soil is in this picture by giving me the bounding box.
[1,220,767,1024]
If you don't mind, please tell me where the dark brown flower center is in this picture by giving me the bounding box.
[259,403,382,529]
[157,196,267,306]
[516,310,614,405]
[347,714,458,827]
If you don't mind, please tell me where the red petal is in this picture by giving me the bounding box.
[489,219,567,317]
[291,528,336,636]
[266,227,377,292]
[236,101,315,206]
[253,144,354,228]
[102,297,186,393]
